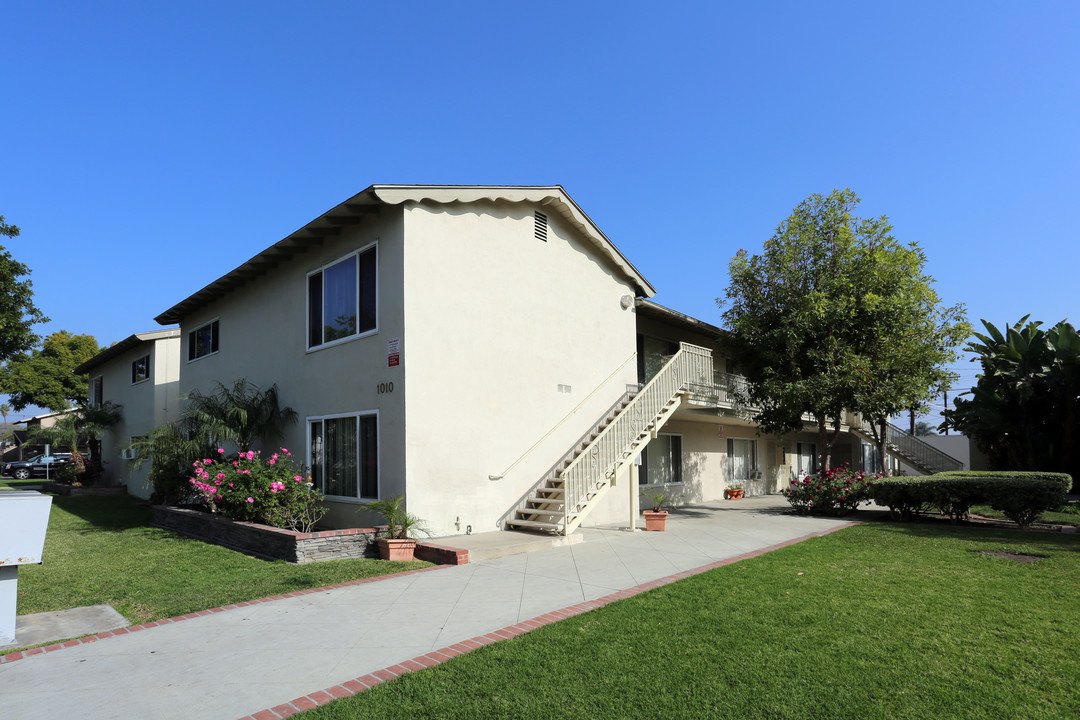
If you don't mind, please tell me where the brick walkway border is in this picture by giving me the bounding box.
[234,522,859,720]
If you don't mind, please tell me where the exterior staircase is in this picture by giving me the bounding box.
[505,343,713,535]
[851,418,964,475]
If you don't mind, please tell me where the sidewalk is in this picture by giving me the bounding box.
[0,497,855,720]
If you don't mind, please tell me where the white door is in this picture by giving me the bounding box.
[796,442,818,479]
[728,439,763,496]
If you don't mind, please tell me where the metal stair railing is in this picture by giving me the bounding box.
[884,422,964,473]
[853,416,964,474]
[498,384,640,530]
[559,343,713,531]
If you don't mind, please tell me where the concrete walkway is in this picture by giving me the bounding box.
[0,497,855,720]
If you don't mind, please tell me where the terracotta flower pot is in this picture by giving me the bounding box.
[377,537,417,561]
[643,510,668,531]
[725,488,744,500]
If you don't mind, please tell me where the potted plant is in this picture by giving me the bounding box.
[725,483,744,500]
[364,496,430,561]
[640,490,670,531]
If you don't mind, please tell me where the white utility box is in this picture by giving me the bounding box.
[0,491,53,646]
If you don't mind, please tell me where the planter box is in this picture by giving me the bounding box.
[152,505,378,564]
[643,510,668,531]
[41,483,128,497]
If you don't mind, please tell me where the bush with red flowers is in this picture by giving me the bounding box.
[782,465,879,516]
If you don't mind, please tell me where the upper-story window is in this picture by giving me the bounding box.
[188,319,219,362]
[131,354,150,384]
[90,376,103,407]
[307,245,377,350]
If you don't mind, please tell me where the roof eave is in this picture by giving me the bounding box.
[73,329,182,375]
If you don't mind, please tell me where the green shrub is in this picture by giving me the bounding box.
[188,447,326,532]
[870,471,1072,527]
[869,477,931,520]
[924,476,985,523]
[781,465,878,516]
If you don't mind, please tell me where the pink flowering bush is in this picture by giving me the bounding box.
[188,448,326,531]
[781,464,879,516]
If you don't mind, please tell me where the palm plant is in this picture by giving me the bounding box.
[134,379,298,503]
[184,379,298,451]
[364,496,430,539]
[26,401,122,482]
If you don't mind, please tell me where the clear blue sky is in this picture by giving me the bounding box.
[2,1,1077,425]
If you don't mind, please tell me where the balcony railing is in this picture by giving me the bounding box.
[686,370,753,410]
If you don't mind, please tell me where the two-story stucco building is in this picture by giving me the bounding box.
[74,329,182,496]
[81,185,951,537]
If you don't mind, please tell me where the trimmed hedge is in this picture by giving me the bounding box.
[869,476,932,521]
[871,472,1072,527]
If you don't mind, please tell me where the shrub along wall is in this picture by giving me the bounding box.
[870,471,1072,527]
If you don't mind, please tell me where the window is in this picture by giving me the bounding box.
[90,376,103,407]
[309,412,378,499]
[727,438,758,483]
[188,320,219,361]
[308,246,377,349]
[131,354,150,384]
[639,434,682,485]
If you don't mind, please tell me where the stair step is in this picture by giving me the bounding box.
[526,499,564,509]
[518,507,563,519]
[506,518,564,532]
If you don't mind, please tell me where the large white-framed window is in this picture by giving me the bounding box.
[90,375,103,407]
[639,433,682,486]
[307,244,377,351]
[187,319,219,362]
[727,438,758,484]
[308,411,379,500]
[131,354,150,384]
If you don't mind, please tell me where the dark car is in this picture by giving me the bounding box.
[3,453,72,479]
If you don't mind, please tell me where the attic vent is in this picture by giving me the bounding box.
[534,211,548,242]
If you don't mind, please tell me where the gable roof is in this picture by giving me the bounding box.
[73,329,181,375]
[154,185,655,325]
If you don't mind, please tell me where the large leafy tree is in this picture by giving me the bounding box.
[721,189,967,473]
[944,318,1080,487]
[0,330,101,411]
[0,215,49,365]
[840,233,969,471]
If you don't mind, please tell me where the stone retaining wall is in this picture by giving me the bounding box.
[152,505,379,563]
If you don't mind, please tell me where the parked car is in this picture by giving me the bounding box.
[3,453,73,480]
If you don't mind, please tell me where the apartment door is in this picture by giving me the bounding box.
[728,438,763,495]
[796,442,818,479]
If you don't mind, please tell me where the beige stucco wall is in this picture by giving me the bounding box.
[400,201,641,536]
[96,335,181,498]
[177,209,408,528]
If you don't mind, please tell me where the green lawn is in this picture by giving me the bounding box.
[16,495,429,628]
[0,478,47,490]
[971,503,1080,528]
[298,522,1080,720]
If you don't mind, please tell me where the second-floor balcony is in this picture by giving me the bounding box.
[687,371,752,411]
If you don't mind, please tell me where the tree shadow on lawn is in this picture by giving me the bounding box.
[48,494,159,532]
[857,516,1080,555]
